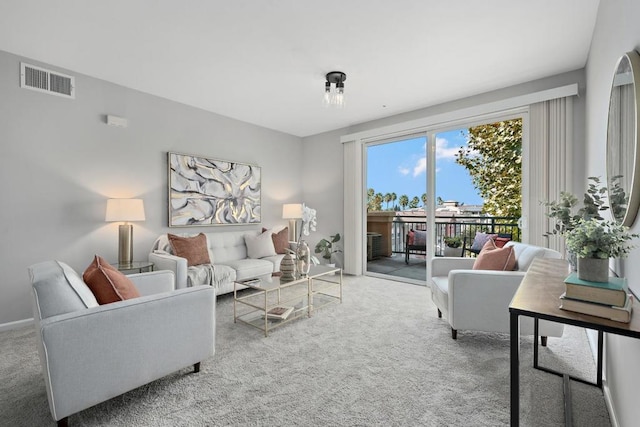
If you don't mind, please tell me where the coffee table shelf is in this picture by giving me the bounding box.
[234,265,342,336]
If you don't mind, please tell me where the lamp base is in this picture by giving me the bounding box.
[288,219,298,242]
[118,224,133,265]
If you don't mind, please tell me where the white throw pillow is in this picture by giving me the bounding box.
[245,232,277,259]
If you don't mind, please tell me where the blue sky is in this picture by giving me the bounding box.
[366,129,484,207]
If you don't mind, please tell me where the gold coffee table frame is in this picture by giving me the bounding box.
[234,265,343,336]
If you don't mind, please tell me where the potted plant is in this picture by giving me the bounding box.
[314,233,342,266]
[443,236,462,257]
[565,218,637,282]
[543,176,615,269]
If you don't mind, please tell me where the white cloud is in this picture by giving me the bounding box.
[398,166,410,176]
[435,137,460,160]
[413,157,426,177]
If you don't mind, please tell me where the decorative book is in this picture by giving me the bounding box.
[563,272,628,307]
[265,306,294,320]
[559,292,633,323]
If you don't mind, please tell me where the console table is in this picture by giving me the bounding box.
[509,258,640,426]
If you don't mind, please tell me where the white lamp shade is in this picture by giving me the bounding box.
[282,203,303,219]
[105,199,146,222]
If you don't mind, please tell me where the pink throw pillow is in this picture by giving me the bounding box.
[473,240,516,271]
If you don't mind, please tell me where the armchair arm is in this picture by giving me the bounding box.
[447,270,525,332]
[430,257,476,277]
[149,251,188,289]
[128,270,175,296]
[37,286,215,421]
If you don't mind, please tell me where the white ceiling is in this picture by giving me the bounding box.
[0,0,600,137]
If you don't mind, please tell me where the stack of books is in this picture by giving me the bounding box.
[559,272,633,323]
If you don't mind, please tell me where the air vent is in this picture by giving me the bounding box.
[20,62,75,99]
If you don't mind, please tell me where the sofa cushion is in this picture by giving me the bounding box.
[168,233,211,266]
[470,232,498,251]
[408,230,426,246]
[83,255,141,304]
[245,231,277,259]
[506,242,560,271]
[431,276,449,312]
[473,241,516,271]
[263,227,289,254]
[29,261,99,320]
[223,258,273,281]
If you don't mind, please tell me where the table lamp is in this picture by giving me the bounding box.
[282,203,303,242]
[105,198,146,265]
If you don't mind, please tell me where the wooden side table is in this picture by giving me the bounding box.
[114,261,154,274]
[509,258,640,426]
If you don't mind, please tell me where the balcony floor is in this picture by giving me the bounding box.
[366,253,427,283]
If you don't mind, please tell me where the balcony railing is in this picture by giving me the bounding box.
[389,214,521,256]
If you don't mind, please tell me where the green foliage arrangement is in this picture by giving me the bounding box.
[443,236,462,248]
[456,119,523,218]
[543,176,610,236]
[314,234,342,261]
[545,176,637,260]
[565,218,637,259]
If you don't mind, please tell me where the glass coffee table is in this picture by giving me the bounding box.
[233,265,342,336]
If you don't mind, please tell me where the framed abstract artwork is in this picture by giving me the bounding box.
[168,152,261,226]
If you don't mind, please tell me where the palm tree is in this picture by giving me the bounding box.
[391,192,397,210]
[437,196,444,206]
[399,194,409,211]
[421,193,427,207]
[384,193,392,210]
[409,196,420,209]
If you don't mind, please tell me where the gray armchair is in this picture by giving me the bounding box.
[28,260,216,426]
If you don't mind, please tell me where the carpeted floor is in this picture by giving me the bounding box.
[0,275,610,426]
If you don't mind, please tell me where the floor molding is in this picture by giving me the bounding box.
[0,318,33,332]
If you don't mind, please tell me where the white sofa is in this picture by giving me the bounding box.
[28,261,215,426]
[149,230,287,295]
[429,241,565,344]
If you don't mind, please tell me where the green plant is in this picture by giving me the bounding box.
[543,176,611,236]
[443,236,462,248]
[565,218,638,259]
[314,233,342,261]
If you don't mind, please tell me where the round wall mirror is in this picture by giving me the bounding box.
[607,50,640,226]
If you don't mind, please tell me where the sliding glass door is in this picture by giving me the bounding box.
[363,116,523,285]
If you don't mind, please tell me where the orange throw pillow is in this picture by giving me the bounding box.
[83,255,141,304]
[168,233,211,266]
[473,240,516,271]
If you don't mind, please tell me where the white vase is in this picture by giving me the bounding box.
[444,246,462,257]
[577,257,609,283]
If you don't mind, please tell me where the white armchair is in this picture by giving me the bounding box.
[429,241,564,344]
[28,261,216,426]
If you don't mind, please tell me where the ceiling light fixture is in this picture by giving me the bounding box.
[324,71,347,108]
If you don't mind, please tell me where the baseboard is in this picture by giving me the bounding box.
[603,379,620,427]
[586,329,619,427]
[0,318,33,332]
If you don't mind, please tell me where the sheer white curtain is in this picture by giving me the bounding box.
[528,97,574,251]
[342,139,363,275]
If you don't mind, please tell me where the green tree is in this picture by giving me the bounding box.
[391,192,397,210]
[456,119,522,217]
[409,196,420,209]
[383,193,392,210]
[437,196,444,206]
[374,193,384,211]
[399,194,409,211]
[367,188,377,211]
[421,193,427,207]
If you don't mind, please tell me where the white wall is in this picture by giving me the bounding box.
[586,1,640,425]
[0,50,303,325]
